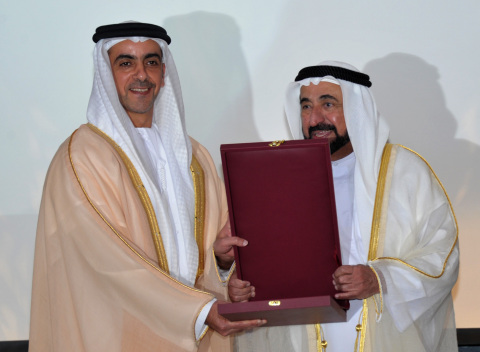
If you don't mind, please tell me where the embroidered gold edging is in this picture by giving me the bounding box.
[360,300,368,350]
[377,145,396,256]
[195,300,212,343]
[315,324,327,352]
[355,300,369,352]
[87,123,169,273]
[315,324,321,352]
[371,145,459,279]
[212,249,236,284]
[225,261,236,283]
[367,265,383,320]
[367,143,392,260]
[68,127,213,302]
[371,256,451,279]
[212,248,224,283]
[191,155,206,281]
[197,326,209,343]
[357,143,393,352]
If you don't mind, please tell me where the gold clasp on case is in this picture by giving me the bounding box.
[268,300,281,306]
[268,140,285,147]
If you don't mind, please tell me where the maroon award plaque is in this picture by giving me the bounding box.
[218,139,348,326]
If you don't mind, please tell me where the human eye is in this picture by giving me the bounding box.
[323,101,335,109]
[118,60,131,67]
[146,58,161,66]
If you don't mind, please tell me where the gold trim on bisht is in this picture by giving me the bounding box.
[87,123,169,273]
[368,143,393,260]
[68,127,213,303]
[315,324,327,352]
[355,300,369,352]
[372,145,459,279]
[356,143,392,352]
[190,154,206,281]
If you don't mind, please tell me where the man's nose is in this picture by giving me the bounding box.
[309,106,325,126]
[134,64,147,81]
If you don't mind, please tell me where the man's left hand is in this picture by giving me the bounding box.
[213,220,248,270]
[332,264,379,300]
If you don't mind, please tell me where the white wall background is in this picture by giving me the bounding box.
[1,0,479,340]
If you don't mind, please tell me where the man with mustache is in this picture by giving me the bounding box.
[230,61,459,351]
[29,21,264,352]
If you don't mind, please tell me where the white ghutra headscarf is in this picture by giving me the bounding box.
[86,32,198,286]
[284,60,390,260]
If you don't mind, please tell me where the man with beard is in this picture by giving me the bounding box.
[29,21,264,352]
[229,61,459,351]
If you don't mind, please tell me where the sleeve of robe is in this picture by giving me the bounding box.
[368,145,459,351]
[29,126,230,352]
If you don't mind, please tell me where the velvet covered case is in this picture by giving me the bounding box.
[218,139,348,326]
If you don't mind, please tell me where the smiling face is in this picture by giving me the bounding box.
[108,39,165,127]
[300,81,353,160]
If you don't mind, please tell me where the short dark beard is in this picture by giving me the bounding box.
[304,123,350,155]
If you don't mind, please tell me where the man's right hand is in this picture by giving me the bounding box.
[206,301,266,336]
[228,271,255,302]
[213,220,248,270]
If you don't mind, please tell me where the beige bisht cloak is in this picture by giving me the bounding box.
[30,124,231,352]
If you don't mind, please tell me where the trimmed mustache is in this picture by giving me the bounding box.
[128,79,155,89]
[304,123,350,155]
[308,123,337,138]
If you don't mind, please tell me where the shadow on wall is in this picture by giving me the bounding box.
[364,53,480,206]
[363,53,480,302]
[164,12,260,170]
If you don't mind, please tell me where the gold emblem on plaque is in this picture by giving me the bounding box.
[268,300,281,306]
[268,140,285,147]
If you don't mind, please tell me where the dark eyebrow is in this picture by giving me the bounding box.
[300,94,339,104]
[319,94,339,102]
[112,53,162,64]
[144,53,162,61]
[113,54,135,64]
